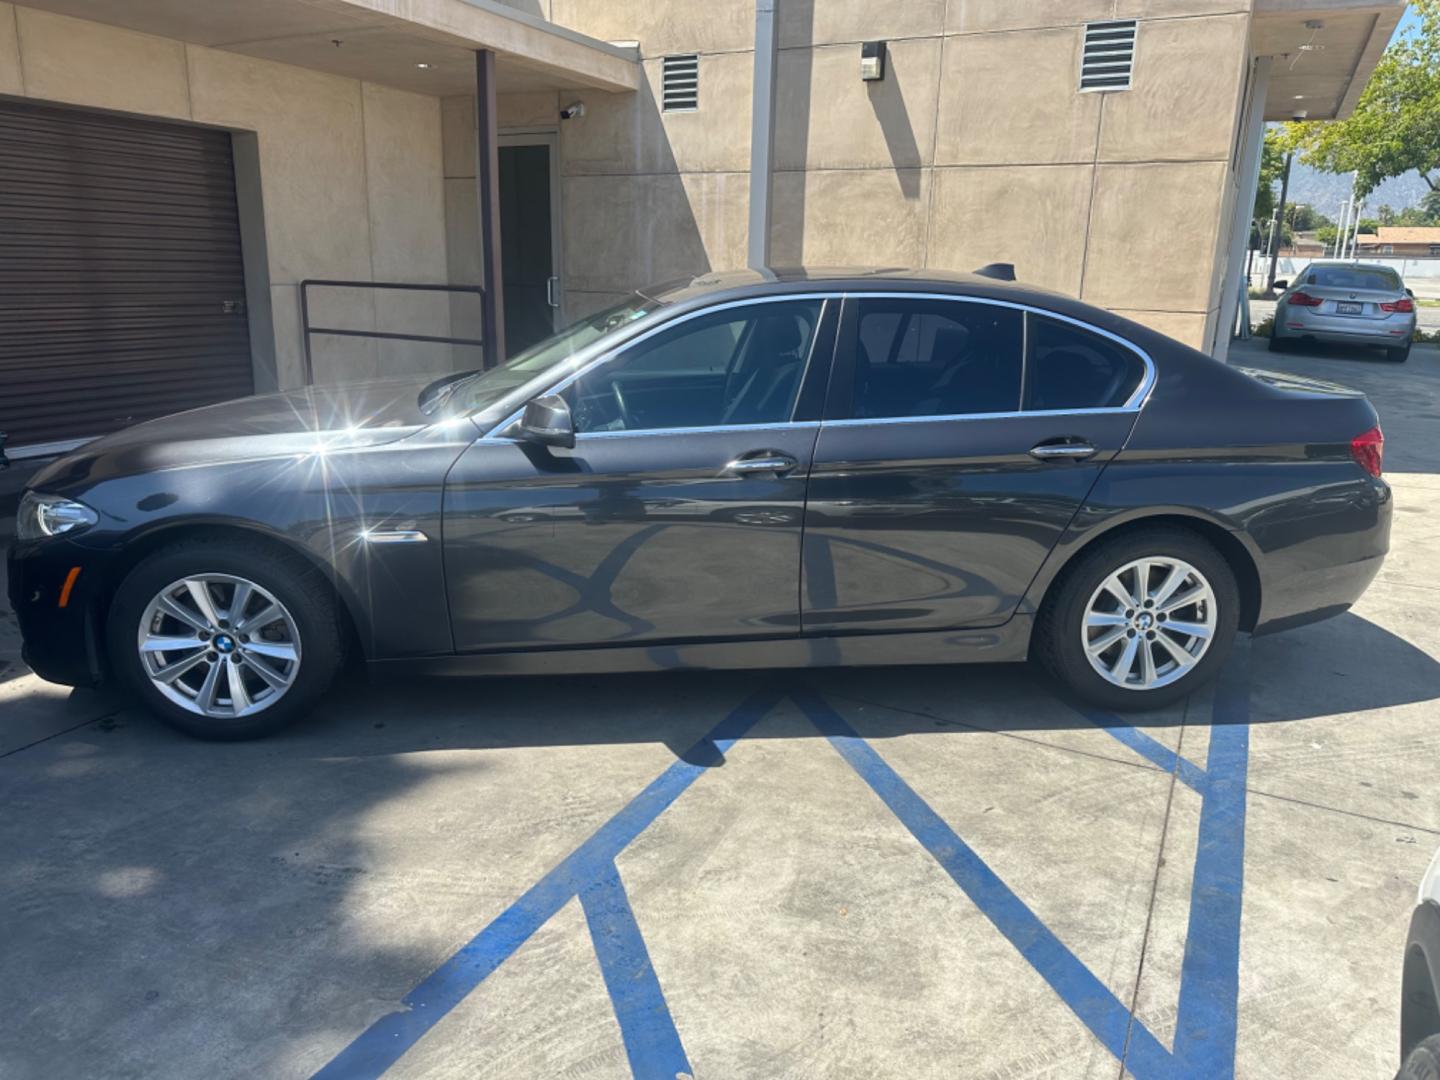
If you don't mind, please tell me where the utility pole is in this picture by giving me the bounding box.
[1266,149,1293,290]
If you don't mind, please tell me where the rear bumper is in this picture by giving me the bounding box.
[1251,477,1392,635]
[6,538,111,687]
[1275,306,1415,347]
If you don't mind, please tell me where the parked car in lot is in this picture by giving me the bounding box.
[1269,260,1418,362]
[1399,846,1440,1079]
[8,268,1392,738]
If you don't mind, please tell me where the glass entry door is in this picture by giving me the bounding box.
[498,133,562,357]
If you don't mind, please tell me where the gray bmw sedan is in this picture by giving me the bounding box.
[9,268,1391,739]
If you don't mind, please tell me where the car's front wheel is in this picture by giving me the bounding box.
[107,536,343,739]
[1036,528,1240,711]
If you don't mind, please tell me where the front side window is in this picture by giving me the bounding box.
[1025,316,1144,411]
[848,298,1023,419]
[565,300,821,434]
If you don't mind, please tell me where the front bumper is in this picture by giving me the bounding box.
[6,538,111,687]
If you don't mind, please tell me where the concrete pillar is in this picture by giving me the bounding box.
[1212,55,1271,364]
[475,49,506,367]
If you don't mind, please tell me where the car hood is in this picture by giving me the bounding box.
[30,376,457,490]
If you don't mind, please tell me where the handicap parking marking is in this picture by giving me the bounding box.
[313,659,1252,1080]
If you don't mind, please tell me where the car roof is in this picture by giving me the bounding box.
[1301,260,1401,273]
[639,265,1073,308]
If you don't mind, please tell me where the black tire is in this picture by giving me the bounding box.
[1035,527,1240,712]
[1267,332,1287,352]
[1388,343,1412,363]
[106,536,344,739]
[1398,1035,1440,1080]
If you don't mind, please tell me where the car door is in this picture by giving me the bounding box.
[801,294,1149,634]
[444,295,837,651]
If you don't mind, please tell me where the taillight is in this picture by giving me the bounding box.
[1350,426,1384,478]
[1381,297,1414,313]
[1288,291,1324,307]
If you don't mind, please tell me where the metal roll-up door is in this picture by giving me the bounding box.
[0,99,253,450]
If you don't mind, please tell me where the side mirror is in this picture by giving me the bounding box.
[1273,280,1288,292]
[518,394,575,449]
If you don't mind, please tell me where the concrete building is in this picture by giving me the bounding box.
[0,0,1404,455]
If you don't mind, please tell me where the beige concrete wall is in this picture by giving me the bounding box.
[546,0,1255,350]
[2,6,450,388]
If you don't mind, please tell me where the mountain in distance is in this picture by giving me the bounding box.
[1283,161,1431,219]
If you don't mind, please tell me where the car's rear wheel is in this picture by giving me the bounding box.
[1267,331,1288,352]
[107,537,343,739]
[1388,343,1412,363]
[1036,528,1240,711]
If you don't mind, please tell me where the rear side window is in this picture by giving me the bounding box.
[849,298,1023,419]
[1025,316,1144,411]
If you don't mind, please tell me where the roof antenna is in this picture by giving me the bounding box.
[974,262,1016,281]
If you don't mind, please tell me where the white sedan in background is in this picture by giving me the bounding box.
[1271,261,1418,363]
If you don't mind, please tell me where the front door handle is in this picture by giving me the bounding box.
[1030,440,1097,461]
[546,276,559,308]
[724,452,798,476]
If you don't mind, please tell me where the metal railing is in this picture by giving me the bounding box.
[299,279,485,385]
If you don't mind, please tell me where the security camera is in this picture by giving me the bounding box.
[559,102,586,120]
[1291,108,1309,121]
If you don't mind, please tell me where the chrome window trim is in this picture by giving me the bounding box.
[480,289,1156,440]
[482,293,834,439]
[570,420,820,442]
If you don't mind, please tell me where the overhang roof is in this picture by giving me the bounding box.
[8,0,641,95]
[1253,0,1405,120]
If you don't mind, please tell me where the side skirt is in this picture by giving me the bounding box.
[368,616,1033,680]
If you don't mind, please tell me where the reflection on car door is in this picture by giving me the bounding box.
[444,297,836,651]
[801,296,1147,634]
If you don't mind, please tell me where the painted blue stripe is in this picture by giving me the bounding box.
[793,691,1175,1079]
[1080,710,1208,793]
[580,863,692,1079]
[311,691,779,1080]
[1170,648,1250,1078]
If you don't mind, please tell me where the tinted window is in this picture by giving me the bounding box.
[1305,265,1400,291]
[1025,317,1144,411]
[565,300,820,433]
[850,299,1022,419]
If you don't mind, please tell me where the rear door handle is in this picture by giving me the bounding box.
[724,452,799,476]
[1030,440,1097,461]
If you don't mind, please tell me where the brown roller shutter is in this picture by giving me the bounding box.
[0,99,253,449]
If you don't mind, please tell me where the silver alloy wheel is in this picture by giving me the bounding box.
[1080,555,1217,691]
[137,574,301,718]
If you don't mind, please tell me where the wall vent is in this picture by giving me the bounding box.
[662,54,699,112]
[1080,20,1137,92]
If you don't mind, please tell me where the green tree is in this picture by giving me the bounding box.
[1252,127,1287,223]
[1285,0,1440,197]
[1289,204,1333,232]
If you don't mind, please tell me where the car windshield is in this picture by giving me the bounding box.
[1304,266,1401,291]
[438,295,663,415]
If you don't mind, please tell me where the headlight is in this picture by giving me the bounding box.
[16,491,99,541]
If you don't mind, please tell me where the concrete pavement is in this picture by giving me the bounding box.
[2,339,1438,1079]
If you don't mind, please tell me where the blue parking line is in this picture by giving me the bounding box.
[794,690,1176,1078]
[580,863,692,1079]
[1080,711,1209,793]
[311,690,778,1080]
[1171,647,1250,1077]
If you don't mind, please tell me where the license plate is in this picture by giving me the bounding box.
[1336,302,1363,315]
